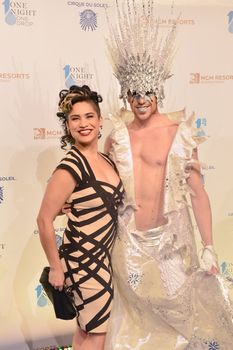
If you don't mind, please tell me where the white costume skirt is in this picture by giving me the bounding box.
[105,208,233,349]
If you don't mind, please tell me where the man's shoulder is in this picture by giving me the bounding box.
[151,113,179,128]
[162,109,186,123]
[158,114,177,126]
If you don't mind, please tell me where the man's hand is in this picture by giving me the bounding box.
[57,203,72,216]
[200,245,219,275]
[207,265,219,275]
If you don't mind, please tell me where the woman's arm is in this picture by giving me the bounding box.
[37,169,76,289]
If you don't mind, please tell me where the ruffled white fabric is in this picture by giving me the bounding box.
[105,109,233,350]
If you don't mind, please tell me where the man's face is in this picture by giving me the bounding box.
[127,92,158,121]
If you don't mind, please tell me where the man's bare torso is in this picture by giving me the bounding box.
[128,115,178,230]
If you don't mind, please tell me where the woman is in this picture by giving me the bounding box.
[37,85,124,350]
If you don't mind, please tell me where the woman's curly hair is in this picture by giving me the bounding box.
[57,85,103,149]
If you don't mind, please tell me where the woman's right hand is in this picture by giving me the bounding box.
[49,267,65,291]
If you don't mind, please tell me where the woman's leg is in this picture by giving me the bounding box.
[80,332,106,350]
[72,326,87,350]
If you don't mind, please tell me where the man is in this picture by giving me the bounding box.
[103,1,233,349]
[105,91,215,251]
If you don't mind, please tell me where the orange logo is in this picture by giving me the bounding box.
[0,72,30,82]
[190,73,200,84]
[190,72,233,84]
[155,18,195,27]
[34,128,46,139]
[33,128,62,139]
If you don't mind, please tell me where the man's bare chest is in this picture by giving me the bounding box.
[129,133,174,167]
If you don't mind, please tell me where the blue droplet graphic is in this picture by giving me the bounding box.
[5,10,16,25]
[37,294,48,307]
[227,11,233,33]
[228,20,233,34]
[221,261,227,273]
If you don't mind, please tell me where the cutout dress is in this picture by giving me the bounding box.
[57,146,124,333]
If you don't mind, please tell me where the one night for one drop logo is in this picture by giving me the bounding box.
[2,0,36,26]
[64,64,94,88]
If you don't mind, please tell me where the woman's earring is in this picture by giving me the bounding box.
[66,122,70,135]
[98,125,103,139]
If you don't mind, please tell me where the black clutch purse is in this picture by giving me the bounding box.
[39,266,76,320]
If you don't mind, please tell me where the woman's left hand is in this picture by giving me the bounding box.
[49,267,65,291]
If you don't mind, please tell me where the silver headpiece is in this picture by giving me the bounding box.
[106,0,177,107]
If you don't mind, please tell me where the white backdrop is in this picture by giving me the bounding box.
[1,1,233,349]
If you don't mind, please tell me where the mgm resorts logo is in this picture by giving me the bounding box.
[33,128,62,140]
[155,17,195,27]
[2,0,36,26]
[0,72,30,83]
[63,64,94,88]
[190,73,233,84]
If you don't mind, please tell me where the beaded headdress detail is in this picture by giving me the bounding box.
[106,0,177,107]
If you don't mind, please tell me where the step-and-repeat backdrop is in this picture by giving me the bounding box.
[1,1,233,349]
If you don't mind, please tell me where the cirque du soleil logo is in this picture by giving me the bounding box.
[0,176,16,203]
[80,9,97,31]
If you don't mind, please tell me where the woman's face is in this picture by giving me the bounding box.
[67,101,102,147]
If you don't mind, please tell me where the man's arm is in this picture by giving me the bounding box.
[187,148,213,245]
[187,148,218,274]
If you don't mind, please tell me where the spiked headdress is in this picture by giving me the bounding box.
[106,0,177,107]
